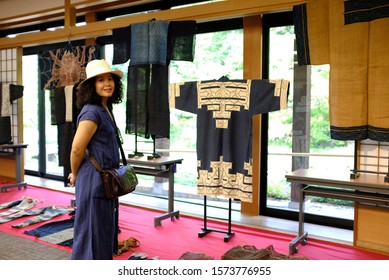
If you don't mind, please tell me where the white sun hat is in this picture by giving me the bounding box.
[79,59,123,86]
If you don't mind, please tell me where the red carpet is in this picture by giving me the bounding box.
[1,185,389,260]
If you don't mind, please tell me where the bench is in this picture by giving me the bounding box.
[0,144,28,192]
[285,168,389,254]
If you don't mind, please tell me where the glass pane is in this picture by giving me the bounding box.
[45,89,63,176]
[22,55,39,172]
[267,26,355,220]
[23,55,63,177]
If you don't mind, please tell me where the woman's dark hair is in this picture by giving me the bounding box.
[76,73,124,109]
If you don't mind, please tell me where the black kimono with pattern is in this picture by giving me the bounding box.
[169,77,289,202]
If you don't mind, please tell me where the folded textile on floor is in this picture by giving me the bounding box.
[0,199,23,210]
[0,197,40,217]
[127,252,159,260]
[221,245,309,260]
[178,252,214,260]
[11,205,74,228]
[24,217,75,248]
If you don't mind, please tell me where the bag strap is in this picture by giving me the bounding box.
[86,105,127,171]
[86,150,103,173]
[109,107,128,166]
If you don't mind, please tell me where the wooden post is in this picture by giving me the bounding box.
[241,15,262,215]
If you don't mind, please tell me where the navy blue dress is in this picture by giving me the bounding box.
[71,103,120,260]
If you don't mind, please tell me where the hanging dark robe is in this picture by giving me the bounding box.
[112,20,196,139]
[169,77,289,202]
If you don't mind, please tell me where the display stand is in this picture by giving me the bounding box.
[127,155,183,226]
[0,144,28,192]
[128,134,161,160]
[350,141,360,179]
[198,196,235,242]
[285,168,389,254]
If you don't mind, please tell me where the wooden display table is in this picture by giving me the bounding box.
[0,144,28,192]
[127,156,183,227]
[285,168,389,255]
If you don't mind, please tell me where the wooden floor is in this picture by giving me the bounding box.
[25,175,354,246]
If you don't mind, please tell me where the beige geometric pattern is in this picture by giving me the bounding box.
[197,156,253,202]
[168,81,184,108]
[197,80,251,128]
[269,79,289,109]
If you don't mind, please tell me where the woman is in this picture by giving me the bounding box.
[67,59,124,260]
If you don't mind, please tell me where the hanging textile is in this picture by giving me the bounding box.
[169,77,289,202]
[39,44,99,184]
[112,26,131,65]
[293,0,389,141]
[39,45,100,90]
[112,20,196,139]
[48,84,80,185]
[0,83,24,144]
[130,20,170,66]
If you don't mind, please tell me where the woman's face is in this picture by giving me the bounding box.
[95,73,115,99]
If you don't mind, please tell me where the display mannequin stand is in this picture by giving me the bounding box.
[198,196,235,242]
[128,134,161,160]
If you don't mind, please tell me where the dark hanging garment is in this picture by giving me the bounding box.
[0,83,24,144]
[9,84,24,102]
[49,87,66,125]
[167,20,197,64]
[125,64,170,139]
[126,65,150,138]
[130,20,170,66]
[123,20,196,140]
[170,77,289,202]
[112,26,131,65]
[48,84,79,185]
[0,116,11,144]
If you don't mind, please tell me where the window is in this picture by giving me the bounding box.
[261,13,355,229]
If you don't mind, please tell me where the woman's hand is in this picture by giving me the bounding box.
[68,173,76,187]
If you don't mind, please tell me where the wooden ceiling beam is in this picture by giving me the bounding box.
[0,0,308,49]
[0,0,155,31]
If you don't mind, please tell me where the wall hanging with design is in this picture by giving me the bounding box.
[38,44,100,90]
[169,76,289,203]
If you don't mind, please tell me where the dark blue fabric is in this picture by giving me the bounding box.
[293,4,310,66]
[172,77,288,202]
[130,20,169,66]
[71,104,120,260]
[24,217,75,248]
[344,0,389,24]
[24,217,75,237]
